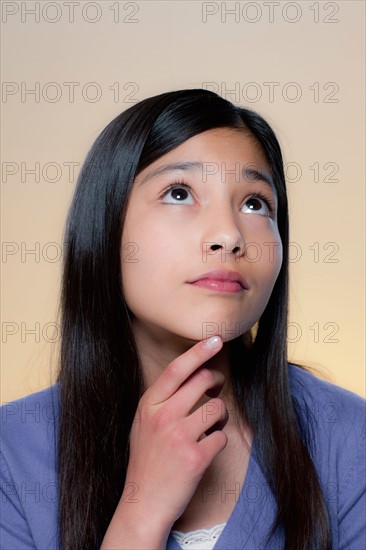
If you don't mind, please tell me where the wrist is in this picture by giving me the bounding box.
[100,496,171,549]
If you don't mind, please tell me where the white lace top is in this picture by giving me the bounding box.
[170,522,227,549]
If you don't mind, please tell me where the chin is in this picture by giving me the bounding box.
[177,318,251,344]
[132,313,253,347]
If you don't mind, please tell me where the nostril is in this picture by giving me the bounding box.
[210,244,222,251]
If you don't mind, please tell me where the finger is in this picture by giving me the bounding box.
[145,336,223,405]
[197,429,228,465]
[165,367,225,417]
[187,398,229,441]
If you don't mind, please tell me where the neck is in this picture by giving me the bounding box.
[131,321,244,415]
[131,322,253,480]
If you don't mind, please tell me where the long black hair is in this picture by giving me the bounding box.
[57,89,332,549]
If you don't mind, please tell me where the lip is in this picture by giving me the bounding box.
[187,270,250,293]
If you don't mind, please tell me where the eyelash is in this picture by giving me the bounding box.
[160,180,276,215]
[159,181,193,198]
[247,191,276,215]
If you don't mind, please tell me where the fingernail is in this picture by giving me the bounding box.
[203,336,222,349]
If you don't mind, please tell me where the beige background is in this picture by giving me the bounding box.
[1,0,365,402]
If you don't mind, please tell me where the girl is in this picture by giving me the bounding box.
[1,89,365,550]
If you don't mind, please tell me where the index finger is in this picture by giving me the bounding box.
[145,336,223,405]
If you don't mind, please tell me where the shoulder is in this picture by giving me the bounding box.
[1,383,60,419]
[1,386,60,549]
[1,383,60,433]
[288,363,365,491]
[288,362,365,424]
[288,366,366,548]
[1,384,60,476]
[287,362,365,443]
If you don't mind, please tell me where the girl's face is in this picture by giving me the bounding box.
[121,128,283,345]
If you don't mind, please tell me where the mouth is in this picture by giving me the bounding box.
[187,270,250,294]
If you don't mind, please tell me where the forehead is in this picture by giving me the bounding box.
[136,127,274,192]
[152,127,266,165]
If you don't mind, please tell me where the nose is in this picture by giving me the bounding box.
[201,204,245,259]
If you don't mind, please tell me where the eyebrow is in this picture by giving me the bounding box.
[137,162,202,186]
[242,167,276,194]
[137,161,276,194]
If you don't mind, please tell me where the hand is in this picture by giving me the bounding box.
[101,336,228,549]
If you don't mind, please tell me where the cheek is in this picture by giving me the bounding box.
[121,217,180,308]
[122,219,179,269]
[244,216,281,256]
[121,252,162,315]
[250,232,283,292]
[264,239,283,280]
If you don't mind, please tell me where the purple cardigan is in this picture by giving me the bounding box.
[1,364,365,549]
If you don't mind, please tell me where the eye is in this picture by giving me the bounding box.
[241,193,275,218]
[160,182,195,205]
